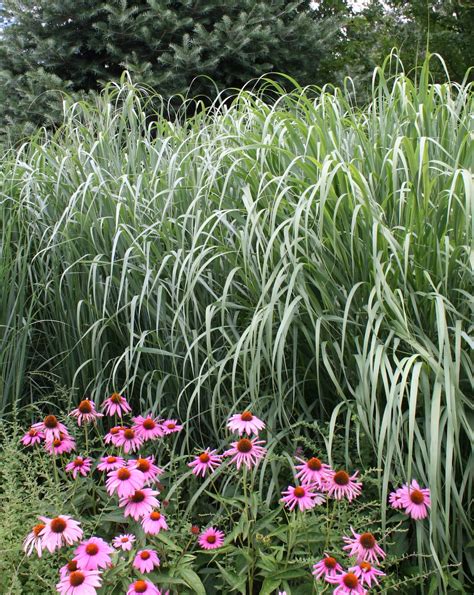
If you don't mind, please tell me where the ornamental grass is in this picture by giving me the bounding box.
[0,53,472,589]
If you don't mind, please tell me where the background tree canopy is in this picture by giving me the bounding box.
[0,0,472,142]
[0,0,342,141]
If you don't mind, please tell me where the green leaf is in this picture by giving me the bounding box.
[177,568,207,595]
[271,567,309,580]
[259,578,281,595]
[147,574,188,586]
[216,562,247,594]
[428,575,440,595]
[152,532,182,552]
[99,511,126,523]
[447,576,466,593]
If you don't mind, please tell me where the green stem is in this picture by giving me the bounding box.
[52,452,60,493]
[249,466,256,521]
[325,498,337,552]
[324,496,330,549]
[242,467,253,593]
[243,466,248,521]
[285,510,295,566]
[84,424,89,455]
[243,466,258,594]
[175,536,194,568]
[90,497,112,532]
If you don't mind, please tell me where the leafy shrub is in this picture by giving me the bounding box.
[0,421,62,594]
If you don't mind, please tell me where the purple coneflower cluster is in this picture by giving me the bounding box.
[389,479,431,519]
[313,551,386,594]
[20,402,431,594]
[188,409,269,550]
[22,414,76,456]
[280,454,362,513]
[20,393,179,595]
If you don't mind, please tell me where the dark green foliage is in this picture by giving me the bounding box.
[341,1,474,89]
[0,0,340,141]
[1,1,472,142]
[388,1,474,81]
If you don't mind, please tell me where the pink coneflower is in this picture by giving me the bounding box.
[281,484,325,512]
[128,456,163,484]
[224,437,267,469]
[21,427,44,447]
[312,554,343,579]
[32,414,69,441]
[399,480,431,520]
[141,510,168,535]
[106,466,145,498]
[227,411,265,435]
[161,419,183,434]
[326,470,362,501]
[69,399,103,426]
[44,432,76,456]
[127,580,160,595]
[295,456,332,488]
[59,559,80,579]
[73,536,114,570]
[102,392,132,417]
[389,486,405,509]
[97,455,125,472]
[326,571,367,594]
[119,488,160,520]
[23,523,46,557]
[104,426,125,445]
[114,427,143,453]
[188,449,222,477]
[70,400,103,425]
[39,515,83,553]
[343,528,386,564]
[133,415,164,441]
[112,533,135,551]
[198,527,225,550]
[133,549,160,573]
[349,562,386,588]
[56,570,102,595]
[65,456,92,479]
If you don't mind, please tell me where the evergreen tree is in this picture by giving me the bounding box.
[0,0,342,142]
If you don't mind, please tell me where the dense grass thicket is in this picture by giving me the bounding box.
[1,55,473,585]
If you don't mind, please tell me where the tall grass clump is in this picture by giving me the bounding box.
[0,54,472,587]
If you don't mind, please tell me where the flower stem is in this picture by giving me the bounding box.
[242,466,255,594]
[52,452,60,492]
[325,495,330,549]
[84,424,89,455]
[175,536,194,568]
